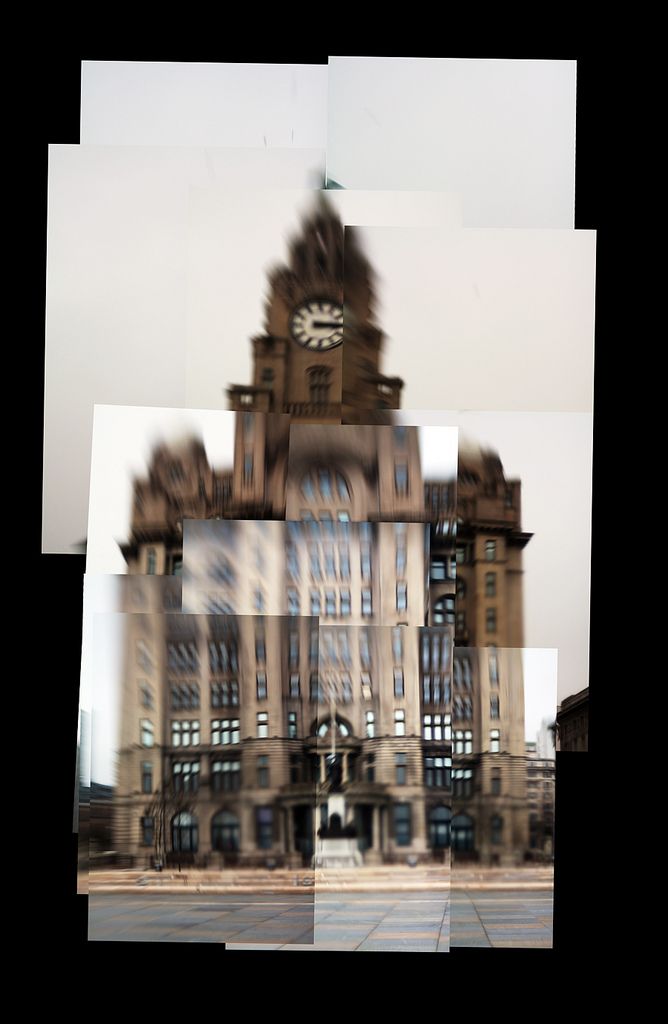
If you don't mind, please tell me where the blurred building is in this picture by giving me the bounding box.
[525,742,556,860]
[111,198,533,867]
[556,688,589,751]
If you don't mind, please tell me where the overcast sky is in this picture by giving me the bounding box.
[327,57,576,227]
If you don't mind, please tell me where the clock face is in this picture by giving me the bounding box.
[290,299,344,350]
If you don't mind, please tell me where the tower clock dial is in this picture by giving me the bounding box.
[290,299,344,350]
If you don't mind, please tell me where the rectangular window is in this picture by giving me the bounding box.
[212,759,241,792]
[486,608,497,633]
[362,588,373,617]
[341,674,353,703]
[289,673,300,698]
[360,546,372,580]
[140,719,154,748]
[257,755,270,788]
[365,754,375,783]
[361,672,373,701]
[211,718,240,746]
[288,711,298,738]
[392,626,403,663]
[340,588,351,617]
[141,762,153,794]
[396,582,407,612]
[424,755,451,788]
[359,629,371,668]
[490,695,500,719]
[489,653,499,685]
[365,711,375,738]
[256,672,267,700]
[310,673,321,702]
[395,753,407,785]
[339,545,350,580]
[396,543,407,575]
[394,463,408,495]
[491,772,501,796]
[324,545,336,577]
[394,709,406,737]
[287,588,300,615]
[310,590,321,616]
[244,453,253,484]
[172,761,200,792]
[485,572,496,597]
[210,680,239,708]
[394,803,412,846]
[171,720,200,747]
[485,539,496,561]
[325,589,336,616]
[140,682,154,709]
[256,807,273,850]
[141,816,154,847]
[309,545,322,580]
[393,667,404,698]
[257,712,269,739]
[490,729,501,753]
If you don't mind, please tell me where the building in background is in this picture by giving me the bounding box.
[556,688,589,751]
[525,741,556,860]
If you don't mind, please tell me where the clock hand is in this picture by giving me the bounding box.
[312,321,342,329]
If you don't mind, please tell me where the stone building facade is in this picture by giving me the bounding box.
[111,198,533,867]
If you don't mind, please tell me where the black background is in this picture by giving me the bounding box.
[26,51,607,978]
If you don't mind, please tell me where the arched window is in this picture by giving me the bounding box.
[315,716,352,738]
[433,595,455,625]
[211,811,240,852]
[451,814,474,852]
[308,366,331,405]
[428,805,452,849]
[172,812,198,853]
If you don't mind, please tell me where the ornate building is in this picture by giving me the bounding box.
[111,198,534,868]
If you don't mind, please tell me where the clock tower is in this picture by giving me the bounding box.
[227,194,404,424]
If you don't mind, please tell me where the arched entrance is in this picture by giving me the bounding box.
[451,813,475,853]
[171,812,198,854]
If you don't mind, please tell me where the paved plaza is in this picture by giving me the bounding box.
[88,887,552,949]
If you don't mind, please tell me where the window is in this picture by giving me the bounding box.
[490,729,501,753]
[209,638,237,673]
[167,640,199,673]
[430,559,447,581]
[490,695,500,719]
[325,590,336,616]
[485,572,496,597]
[341,674,353,703]
[365,711,375,738]
[146,548,157,575]
[140,720,154,747]
[255,630,266,663]
[394,426,407,445]
[172,761,200,792]
[172,812,198,853]
[256,672,267,700]
[485,539,496,562]
[339,545,350,580]
[211,680,239,708]
[423,713,450,742]
[340,588,351,617]
[491,815,503,845]
[393,667,404,698]
[394,709,406,737]
[287,588,300,615]
[489,652,499,685]
[140,682,154,709]
[211,719,240,746]
[424,755,451,788]
[171,720,200,747]
[170,682,200,710]
[244,453,253,484]
[257,712,269,738]
[261,366,274,384]
[433,596,455,625]
[359,629,371,668]
[257,755,270,788]
[394,463,408,496]
[290,754,301,784]
[141,762,153,794]
[396,542,407,575]
[310,673,322,702]
[256,807,274,850]
[289,674,300,699]
[395,752,407,785]
[491,772,501,796]
[392,627,403,663]
[141,816,154,847]
[310,590,321,616]
[362,588,373,617]
[318,468,333,499]
[360,546,372,580]
[394,804,412,846]
[212,759,240,792]
[453,768,473,798]
[396,582,407,612]
[486,608,497,633]
[456,577,466,599]
[211,811,240,852]
[361,672,373,701]
[454,730,473,755]
[365,754,375,782]
[288,711,298,738]
[456,612,466,633]
[428,806,452,850]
